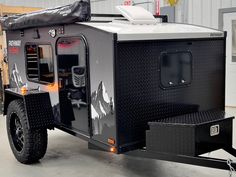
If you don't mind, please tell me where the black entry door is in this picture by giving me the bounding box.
[57,37,89,135]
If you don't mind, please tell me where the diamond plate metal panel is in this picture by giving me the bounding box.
[115,39,225,150]
[146,110,233,156]
[24,92,54,129]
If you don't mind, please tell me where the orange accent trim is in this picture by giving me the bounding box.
[46,83,59,92]
[20,86,28,95]
[108,138,115,145]
[110,147,117,153]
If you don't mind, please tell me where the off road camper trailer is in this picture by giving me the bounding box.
[1,1,236,171]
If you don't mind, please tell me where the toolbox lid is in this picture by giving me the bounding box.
[148,110,234,126]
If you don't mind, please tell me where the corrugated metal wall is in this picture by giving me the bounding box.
[90,0,154,14]
[175,0,236,29]
[0,0,155,14]
[90,0,236,29]
[1,0,236,28]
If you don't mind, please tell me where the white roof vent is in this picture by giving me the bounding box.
[116,6,157,25]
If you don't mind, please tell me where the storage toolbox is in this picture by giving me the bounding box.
[146,110,234,156]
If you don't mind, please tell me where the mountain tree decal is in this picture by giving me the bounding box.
[91,81,114,135]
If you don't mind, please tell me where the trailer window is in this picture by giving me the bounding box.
[160,51,192,88]
[57,37,86,66]
[57,37,86,87]
[25,44,54,83]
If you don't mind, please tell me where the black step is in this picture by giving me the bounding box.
[146,110,234,156]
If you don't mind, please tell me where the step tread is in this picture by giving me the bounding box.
[149,110,234,126]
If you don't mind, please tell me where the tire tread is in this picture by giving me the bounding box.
[7,99,48,164]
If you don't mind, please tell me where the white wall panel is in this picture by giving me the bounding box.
[174,0,183,23]
[202,0,212,27]
[221,0,232,8]
[192,0,202,25]
[211,0,221,29]
[187,0,193,24]
[92,0,123,14]
[182,0,235,29]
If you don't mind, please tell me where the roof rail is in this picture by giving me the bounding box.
[91,14,168,23]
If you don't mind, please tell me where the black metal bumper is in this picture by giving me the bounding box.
[126,147,236,171]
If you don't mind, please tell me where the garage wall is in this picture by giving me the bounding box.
[90,0,236,29]
[175,0,236,29]
[1,0,79,8]
[2,0,236,28]
[90,0,153,14]
[0,0,153,14]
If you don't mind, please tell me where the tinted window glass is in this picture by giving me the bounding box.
[160,51,192,88]
[26,44,54,83]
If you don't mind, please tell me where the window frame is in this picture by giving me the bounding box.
[25,43,55,84]
[55,35,89,90]
[55,36,88,56]
[159,50,193,90]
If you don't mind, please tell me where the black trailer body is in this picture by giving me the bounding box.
[3,3,236,171]
[6,23,116,149]
[115,38,226,152]
[5,22,229,150]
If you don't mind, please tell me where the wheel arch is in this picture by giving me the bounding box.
[4,91,22,115]
[6,98,48,164]
[4,88,54,129]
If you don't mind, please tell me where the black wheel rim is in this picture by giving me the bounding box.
[10,113,24,152]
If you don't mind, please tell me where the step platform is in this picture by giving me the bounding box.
[146,110,234,156]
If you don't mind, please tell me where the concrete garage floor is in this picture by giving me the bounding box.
[1,108,236,177]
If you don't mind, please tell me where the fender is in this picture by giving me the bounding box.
[4,88,54,129]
